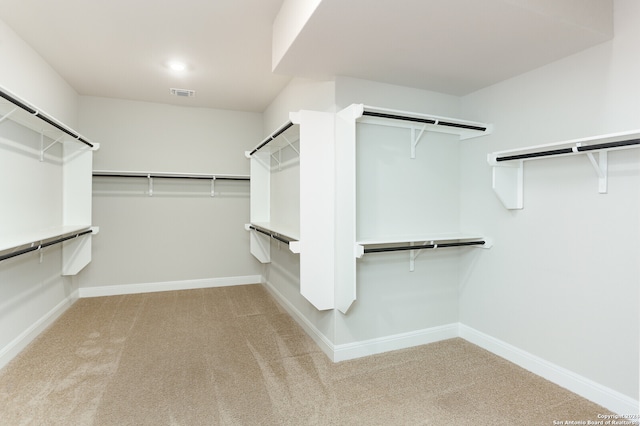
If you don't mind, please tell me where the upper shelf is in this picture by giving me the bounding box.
[488,129,640,165]
[246,118,300,157]
[0,86,97,149]
[355,104,492,140]
[488,129,640,209]
[93,170,249,198]
[93,170,249,180]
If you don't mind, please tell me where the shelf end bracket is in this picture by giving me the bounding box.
[585,150,608,194]
[410,125,428,159]
[0,107,18,126]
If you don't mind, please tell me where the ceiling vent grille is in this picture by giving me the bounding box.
[170,88,196,97]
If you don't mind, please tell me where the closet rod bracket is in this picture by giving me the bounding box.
[40,133,64,162]
[409,241,432,271]
[147,174,153,196]
[410,125,428,159]
[585,150,608,193]
[0,107,18,125]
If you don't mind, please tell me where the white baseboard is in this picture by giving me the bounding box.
[0,289,79,371]
[333,323,459,362]
[78,275,263,298]
[262,279,458,363]
[459,324,639,416]
[262,279,336,361]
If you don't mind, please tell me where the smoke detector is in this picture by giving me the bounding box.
[170,88,196,97]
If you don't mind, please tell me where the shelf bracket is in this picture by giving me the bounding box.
[585,150,608,193]
[491,161,524,209]
[0,107,18,125]
[410,125,428,159]
[40,133,64,162]
[210,176,216,197]
[409,241,432,272]
[271,150,281,170]
[147,174,153,196]
[282,135,300,155]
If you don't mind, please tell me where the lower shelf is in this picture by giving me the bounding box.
[245,223,300,264]
[355,233,490,273]
[355,233,490,258]
[1,225,92,253]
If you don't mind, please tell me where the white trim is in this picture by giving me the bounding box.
[262,278,458,363]
[262,279,336,361]
[0,289,79,370]
[459,324,639,416]
[333,323,459,362]
[78,275,262,298]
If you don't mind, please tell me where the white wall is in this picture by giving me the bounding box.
[334,76,461,116]
[263,77,336,132]
[76,96,263,291]
[459,0,639,401]
[0,18,81,368]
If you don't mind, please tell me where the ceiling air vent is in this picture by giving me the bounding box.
[170,88,196,97]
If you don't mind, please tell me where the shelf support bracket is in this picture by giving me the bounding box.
[210,176,216,197]
[0,107,18,125]
[491,161,524,209]
[585,150,608,194]
[270,151,281,170]
[147,174,153,196]
[282,135,300,155]
[410,125,428,159]
[40,134,64,162]
[409,241,433,272]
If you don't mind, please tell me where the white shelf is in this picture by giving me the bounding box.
[248,222,300,244]
[93,170,248,198]
[93,170,249,180]
[356,232,485,246]
[0,87,96,149]
[488,129,640,209]
[357,104,492,140]
[356,233,489,260]
[0,225,91,253]
[246,120,300,157]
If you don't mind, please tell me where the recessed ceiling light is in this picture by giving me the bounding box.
[168,61,187,72]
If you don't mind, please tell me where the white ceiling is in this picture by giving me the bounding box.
[0,0,613,112]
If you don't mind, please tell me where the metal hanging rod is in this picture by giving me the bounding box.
[495,138,640,162]
[248,224,297,245]
[248,121,295,156]
[363,240,486,254]
[92,171,249,180]
[362,109,488,132]
[0,229,93,263]
[0,88,94,149]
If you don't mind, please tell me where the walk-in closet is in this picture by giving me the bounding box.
[0,1,637,424]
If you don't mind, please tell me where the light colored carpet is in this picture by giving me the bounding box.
[0,284,611,425]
